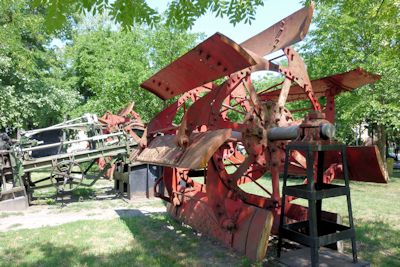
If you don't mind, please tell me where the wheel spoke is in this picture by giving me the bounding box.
[51,160,83,192]
[67,162,73,175]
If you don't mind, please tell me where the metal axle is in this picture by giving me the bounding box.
[267,123,335,141]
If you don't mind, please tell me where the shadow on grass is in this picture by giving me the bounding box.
[2,208,398,266]
[353,219,400,266]
[31,183,122,207]
[392,169,400,179]
[0,212,245,267]
[115,210,246,266]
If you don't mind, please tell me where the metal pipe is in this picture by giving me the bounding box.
[320,123,336,139]
[268,123,335,141]
[21,132,124,152]
[22,114,99,136]
[23,123,95,137]
[268,125,299,141]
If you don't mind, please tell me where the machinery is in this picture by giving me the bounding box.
[0,103,144,210]
[0,3,388,260]
[135,3,388,261]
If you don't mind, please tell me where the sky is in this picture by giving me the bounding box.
[52,0,304,51]
[147,0,304,43]
[51,0,305,79]
[146,0,305,70]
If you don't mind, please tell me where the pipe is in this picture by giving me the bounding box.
[21,132,125,152]
[22,114,99,137]
[268,123,335,141]
[268,125,299,141]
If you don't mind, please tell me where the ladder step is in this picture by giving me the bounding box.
[281,220,355,247]
[283,183,349,200]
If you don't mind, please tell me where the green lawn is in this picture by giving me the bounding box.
[29,169,102,205]
[28,170,165,212]
[0,214,247,267]
[0,171,399,266]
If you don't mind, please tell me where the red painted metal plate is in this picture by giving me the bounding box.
[325,146,388,183]
[285,145,388,183]
[140,33,256,100]
[241,4,314,56]
[260,68,380,102]
[346,146,388,183]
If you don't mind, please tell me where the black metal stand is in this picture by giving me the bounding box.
[277,142,357,267]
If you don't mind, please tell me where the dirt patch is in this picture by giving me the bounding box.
[0,203,166,232]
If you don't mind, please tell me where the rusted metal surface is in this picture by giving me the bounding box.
[135,3,387,262]
[260,68,381,103]
[145,86,211,137]
[278,47,321,111]
[137,129,232,169]
[97,103,145,179]
[241,3,314,56]
[167,194,274,261]
[140,33,256,100]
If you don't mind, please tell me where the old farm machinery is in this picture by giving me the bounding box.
[0,103,144,210]
[135,3,388,261]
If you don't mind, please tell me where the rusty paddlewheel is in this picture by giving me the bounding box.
[135,3,387,261]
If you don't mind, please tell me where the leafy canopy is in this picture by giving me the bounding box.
[64,19,201,122]
[0,0,79,130]
[31,0,264,32]
[0,0,201,130]
[302,0,400,147]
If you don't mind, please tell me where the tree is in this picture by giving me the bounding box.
[64,20,200,122]
[31,0,264,32]
[301,0,400,160]
[0,0,80,131]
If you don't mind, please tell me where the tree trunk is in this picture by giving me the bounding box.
[376,124,387,162]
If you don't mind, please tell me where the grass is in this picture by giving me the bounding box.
[30,170,101,203]
[0,214,247,267]
[240,170,400,266]
[1,170,399,266]
[28,170,167,212]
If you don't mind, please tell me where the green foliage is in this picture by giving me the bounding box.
[64,21,200,122]
[0,0,201,130]
[253,72,283,92]
[31,0,264,32]
[301,0,400,144]
[0,0,80,131]
[253,72,311,121]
